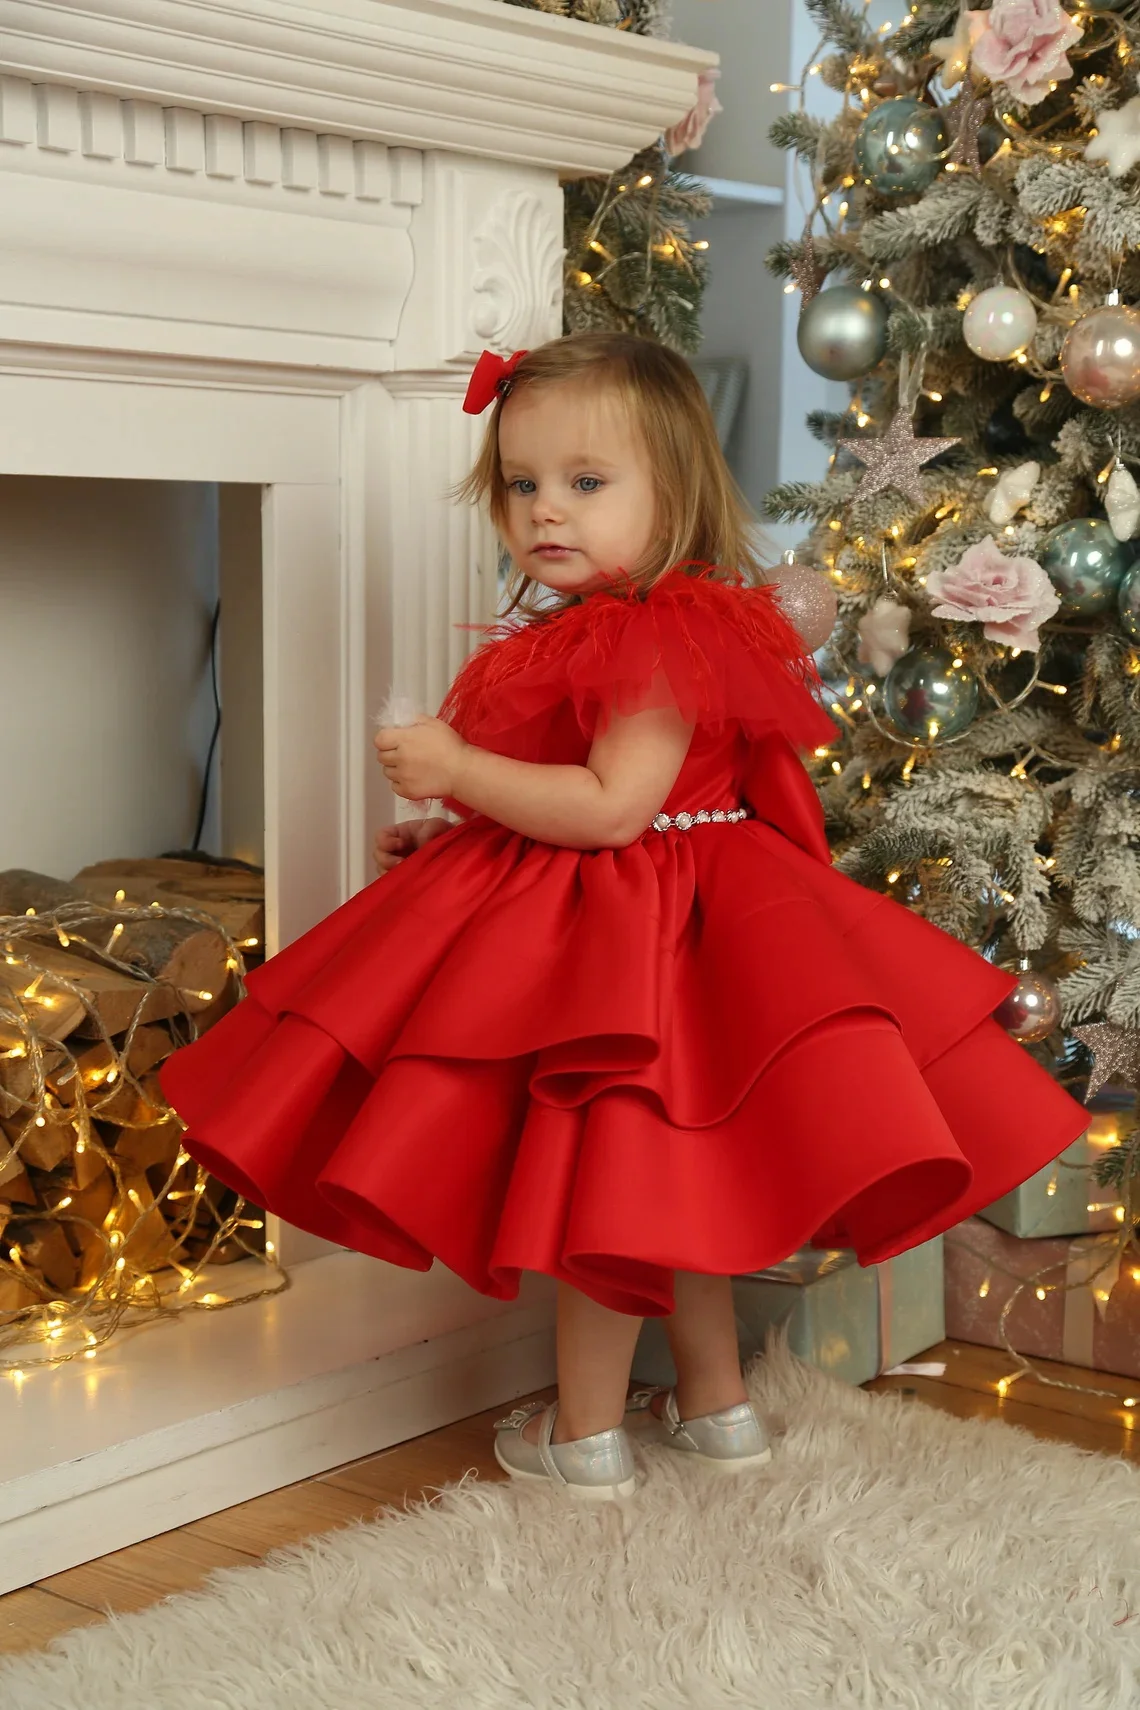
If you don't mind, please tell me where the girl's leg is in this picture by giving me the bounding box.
[522,1280,643,1445]
[661,1271,748,1419]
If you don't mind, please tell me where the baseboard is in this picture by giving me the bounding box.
[1,1260,557,1593]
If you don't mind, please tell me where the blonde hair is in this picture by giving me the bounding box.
[455,332,765,617]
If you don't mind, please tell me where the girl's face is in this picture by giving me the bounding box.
[497,381,657,594]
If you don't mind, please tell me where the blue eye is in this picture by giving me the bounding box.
[575,476,603,493]
[509,478,537,495]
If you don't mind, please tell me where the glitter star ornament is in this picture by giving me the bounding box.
[947,81,989,173]
[838,409,961,504]
[1085,93,1140,180]
[1072,1022,1140,1102]
[788,234,824,313]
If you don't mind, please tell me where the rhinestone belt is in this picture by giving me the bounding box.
[651,806,750,833]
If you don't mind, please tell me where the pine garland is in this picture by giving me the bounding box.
[493,0,710,351]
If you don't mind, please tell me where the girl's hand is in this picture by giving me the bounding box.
[374,718,469,802]
[372,815,452,875]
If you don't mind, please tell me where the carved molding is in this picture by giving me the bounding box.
[3,0,715,175]
[0,77,424,207]
[471,190,563,354]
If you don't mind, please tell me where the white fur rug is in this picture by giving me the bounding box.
[5,1339,1140,1710]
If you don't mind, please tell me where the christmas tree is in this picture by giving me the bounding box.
[497,0,714,351]
[765,0,1140,1225]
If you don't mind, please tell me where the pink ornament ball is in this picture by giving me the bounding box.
[994,968,1061,1044]
[768,560,839,653]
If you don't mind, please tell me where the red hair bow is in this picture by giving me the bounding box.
[462,349,528,415]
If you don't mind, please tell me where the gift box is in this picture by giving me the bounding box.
[632,1238,945,1391]
[945,1215,1140,1382]
[978,1111,1123,1240]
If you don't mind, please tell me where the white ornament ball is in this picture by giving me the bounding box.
[1106,464,1140,543]
[963,287,1038,362]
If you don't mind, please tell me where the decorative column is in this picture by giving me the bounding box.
[358,153,565,862]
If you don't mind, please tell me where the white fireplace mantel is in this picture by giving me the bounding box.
[4,0,714,172]
[0,1,715,1596]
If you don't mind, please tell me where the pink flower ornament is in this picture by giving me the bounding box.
[664,70,723,158]
[925,536,1060,651]
[968,0,1082,107]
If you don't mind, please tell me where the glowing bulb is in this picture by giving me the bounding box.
[979,1279,991,1298]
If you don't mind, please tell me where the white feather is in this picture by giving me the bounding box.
[375,692,424,730]
[374,690,434,815]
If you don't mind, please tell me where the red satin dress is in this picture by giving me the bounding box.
[161,569,1089,1316]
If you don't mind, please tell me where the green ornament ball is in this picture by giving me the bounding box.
[883,645,980,743]
[854,99,950,198]
[1117,563,1140,641]
[797,286,889,381]
[1039,518,1132,616]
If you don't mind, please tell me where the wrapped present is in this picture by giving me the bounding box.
[979,1111,1123,1240]
[632,1238,945,1391]
[945,1215,1140,1382]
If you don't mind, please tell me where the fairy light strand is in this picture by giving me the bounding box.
[0,900,288,1375]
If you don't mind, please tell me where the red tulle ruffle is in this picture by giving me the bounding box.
[440,566,837,757]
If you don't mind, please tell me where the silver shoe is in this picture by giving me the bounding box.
[626,1387,772,1472]
[493,1400,637,1501]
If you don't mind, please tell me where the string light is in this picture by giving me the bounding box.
[0,899,286,1374]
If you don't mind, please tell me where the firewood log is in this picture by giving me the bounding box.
[17,1221,79,1292]
[49,1026,173,1109]
[1,944,182,1036]
[0,1275,42,1313]
[0,1151,36,1203]
[4,1116,75,1172]
[73,858,264,949]
[0,870,84,917]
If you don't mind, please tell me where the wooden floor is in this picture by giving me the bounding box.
[3,1339,1138,1659]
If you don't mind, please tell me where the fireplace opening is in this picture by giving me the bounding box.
[0,477,273,1341]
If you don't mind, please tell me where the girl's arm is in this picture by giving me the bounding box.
[374,706,694,851]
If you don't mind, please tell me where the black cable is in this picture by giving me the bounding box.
[192,599,222,852]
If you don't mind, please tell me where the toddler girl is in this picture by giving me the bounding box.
[162,332,1087,1502]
